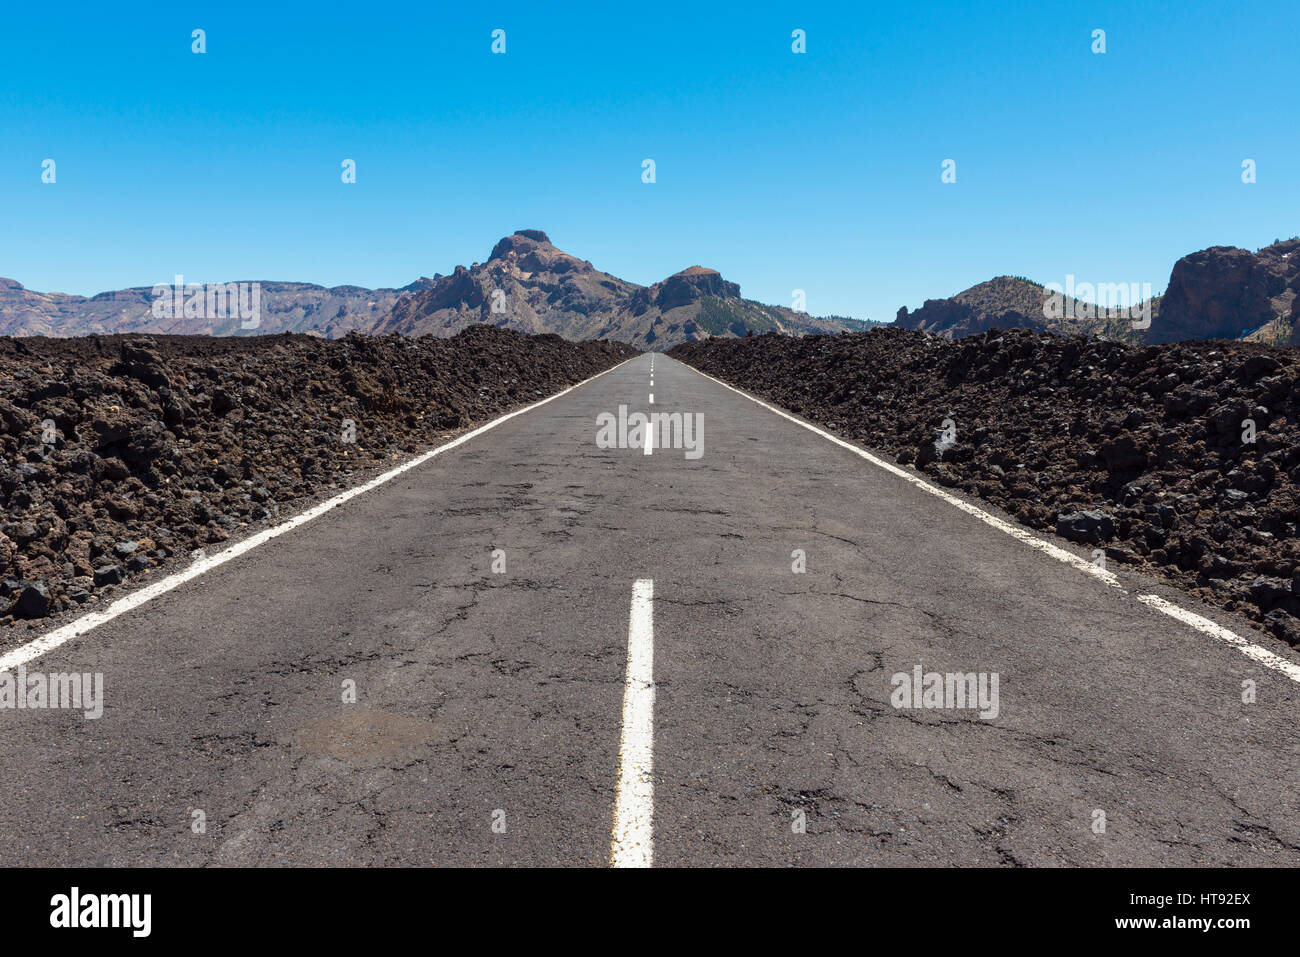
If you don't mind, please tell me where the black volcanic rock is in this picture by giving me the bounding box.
[671,327,1300,648]
[0,328,635,622]
[11,581,51,618]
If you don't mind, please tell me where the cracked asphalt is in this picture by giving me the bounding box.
[2,352,1299,866]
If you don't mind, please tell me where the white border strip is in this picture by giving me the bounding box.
[675,357,1300,685]
[1136,594,1300,682]
[679,360,1118,588]
[0,356,635,672]
[611,578,655,867]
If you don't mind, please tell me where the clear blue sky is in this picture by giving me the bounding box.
[1,1,1295,321]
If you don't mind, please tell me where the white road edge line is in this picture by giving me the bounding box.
[0,356,637,673]
[678,359,1300,685]
[1136,594,1300,682]
[611,578,655,867]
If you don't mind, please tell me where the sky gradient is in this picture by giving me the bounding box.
[1,0,1295,321]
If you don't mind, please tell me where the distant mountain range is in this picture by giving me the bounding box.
[0,230,873,350]
[372,230,871,348]
[4,231,1297,349]
[894,237,1300,346]
[0,275,437,339]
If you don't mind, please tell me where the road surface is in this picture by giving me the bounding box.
[2,352,1298,866]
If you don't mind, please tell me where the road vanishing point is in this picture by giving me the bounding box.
[2,353,1298,867]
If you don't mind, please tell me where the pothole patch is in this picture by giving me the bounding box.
[290,710,442,768]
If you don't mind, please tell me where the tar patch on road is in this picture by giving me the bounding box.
[289,710,443,768]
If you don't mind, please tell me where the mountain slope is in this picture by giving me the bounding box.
[372,230,870,349]
[894,276,1153,342]
[0,276,435,338]
[1153,239,1299,346]
[893,238,1300,346]
[1,230,872,349]
[374,230,640,339]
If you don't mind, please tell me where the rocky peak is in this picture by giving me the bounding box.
[894,277,1050,337]
[486,230,589,275]
[488,230,552,261]
[652,267,741,310]
[1148,245,1289,344]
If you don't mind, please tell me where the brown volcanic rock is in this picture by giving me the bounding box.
[0,328,634,627]
[671,327,1300,648]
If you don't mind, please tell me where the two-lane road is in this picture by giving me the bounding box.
[2,352,1298,866]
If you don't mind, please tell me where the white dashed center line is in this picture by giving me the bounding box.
[611,578,655,867]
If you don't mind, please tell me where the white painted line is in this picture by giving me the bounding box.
[678,359,1300,685]
[643,421,653,455]
[611,578,655,867]
[0,357,637,673]
[682,362,1117,588]
[648,393,654,404]
[1136,594,1300,682]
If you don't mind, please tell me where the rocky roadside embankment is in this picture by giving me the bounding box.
[0,327,635,628]
[671,328,1300,647]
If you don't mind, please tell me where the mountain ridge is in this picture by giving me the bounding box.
[893,237,1300,346]
[0,230,872,350]
[6,232,1299,349]
[373,230,868,349]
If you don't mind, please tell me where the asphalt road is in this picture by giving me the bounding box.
[2,352,1298,866]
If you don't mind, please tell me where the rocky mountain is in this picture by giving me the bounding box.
[894,238,1300,347]
[1153,239,1298,346]
[0,276,436,338]
[373,230,871,349]
[374,230,639,339]
[894,276,1155,342]
[16,230,1294,351]
[1,230,871,350]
